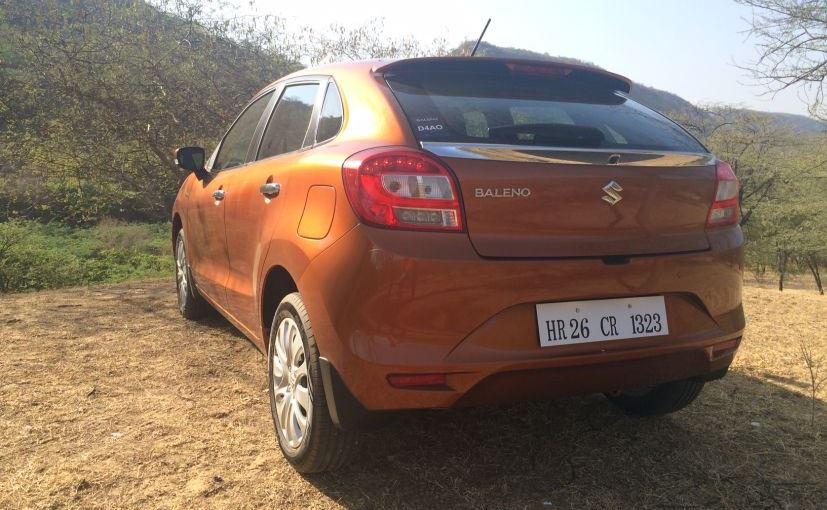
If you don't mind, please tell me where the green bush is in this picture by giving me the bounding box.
[0,241,85,291]
[0,219,173,292]
[83,248,174,283]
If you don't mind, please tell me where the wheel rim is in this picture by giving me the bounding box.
[272,316,312,450]
[176,237,188,306]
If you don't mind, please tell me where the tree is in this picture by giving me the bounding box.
[672,105,796,226]
[0,2,450,225]
[674,103,827,292]
[737,0,827,120]
[298,18,448,66]
[1,0,300,224]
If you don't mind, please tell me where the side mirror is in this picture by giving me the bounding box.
[175,146,208,180]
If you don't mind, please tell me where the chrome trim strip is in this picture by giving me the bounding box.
[421,142,715,167]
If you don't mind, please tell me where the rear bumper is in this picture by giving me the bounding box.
[298,224,745,411]
[452,340,738,407]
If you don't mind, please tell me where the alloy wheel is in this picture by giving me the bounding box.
[272,316,312,450]
[176,237,188,307]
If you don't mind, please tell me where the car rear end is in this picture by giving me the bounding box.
[302,58,744,412]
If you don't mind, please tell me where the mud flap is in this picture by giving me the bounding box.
[318,357,367,430]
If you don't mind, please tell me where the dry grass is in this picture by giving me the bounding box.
[1,280,825,509]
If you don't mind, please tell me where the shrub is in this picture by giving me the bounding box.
[0,244,85,291]
[0,220,173,292]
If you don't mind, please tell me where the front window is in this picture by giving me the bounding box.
[213,91,273,172]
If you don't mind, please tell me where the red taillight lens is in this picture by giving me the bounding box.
[706,160,740,228]
[342,148,463,231]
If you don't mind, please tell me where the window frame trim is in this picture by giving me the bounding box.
[252,76,328,163]
[420,141,715,167]
[313,78,345,145]
[208,86,279,174]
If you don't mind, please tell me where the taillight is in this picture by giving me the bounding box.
[342,148,463,231]
[706,160,740,228]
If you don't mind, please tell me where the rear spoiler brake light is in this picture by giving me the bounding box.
[375,57,632,94]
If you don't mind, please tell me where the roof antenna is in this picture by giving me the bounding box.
[470,18,491,57]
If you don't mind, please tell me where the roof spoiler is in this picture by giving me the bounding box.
[375,57,632,94]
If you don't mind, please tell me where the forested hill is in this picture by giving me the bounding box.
[0,0,301,225]
[0,0,824,229]
[453,41,827,134]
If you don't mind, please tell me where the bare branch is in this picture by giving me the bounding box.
[737,0,827,120]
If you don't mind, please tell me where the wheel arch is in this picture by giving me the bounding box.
[172,213,183,254]
[260,265,299,346]
[261,269,366,430]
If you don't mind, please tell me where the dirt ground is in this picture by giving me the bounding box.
[1,279,825,509]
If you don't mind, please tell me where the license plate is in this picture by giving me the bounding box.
[536,296,668,347]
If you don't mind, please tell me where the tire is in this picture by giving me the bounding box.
[605,379,705,417]
[175,229,211,320]
[268,292,358,473]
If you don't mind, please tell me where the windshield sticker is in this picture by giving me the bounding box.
[414,116,445,135]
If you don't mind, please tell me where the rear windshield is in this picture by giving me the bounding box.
[386,70,706,153]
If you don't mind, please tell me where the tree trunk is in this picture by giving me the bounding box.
[755,261,766,283]
[806,255,824,295]
[777,250,788,291]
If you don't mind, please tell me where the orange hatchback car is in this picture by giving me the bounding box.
[172,57,745,472]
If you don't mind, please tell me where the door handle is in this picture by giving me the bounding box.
[212,189,225,201]
[259,182,281,199]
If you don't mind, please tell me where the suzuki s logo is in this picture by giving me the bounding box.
[601,181,623,205]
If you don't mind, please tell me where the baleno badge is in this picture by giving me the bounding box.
[474,188,531,198]
[601,181,623,205]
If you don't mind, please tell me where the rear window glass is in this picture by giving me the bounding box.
[316,82,343,143]
[257,83,319,160]
[386,71,706,153]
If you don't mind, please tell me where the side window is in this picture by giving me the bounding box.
[257,83,319,160]
[511,106,573,125]
[463,111,488,138]
[213,91,273,172]
[316,83,343,143]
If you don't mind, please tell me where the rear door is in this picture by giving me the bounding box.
[186,90,274,307]
[384,61,716,258]
[223,80,323,335]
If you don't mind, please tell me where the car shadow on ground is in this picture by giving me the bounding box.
[305,373,827,509]
[42,280,821,508]
[5,280,824,509]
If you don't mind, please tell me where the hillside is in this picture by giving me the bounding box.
[0,0,299,225]
[1,0,824,232]
[453,41,827,134]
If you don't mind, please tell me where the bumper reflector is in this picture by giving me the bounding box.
[711,337,741,359]
[387,373,448,389]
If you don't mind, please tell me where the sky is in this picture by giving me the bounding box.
[235,0,813,117]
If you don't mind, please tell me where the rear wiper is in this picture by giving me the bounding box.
[488,123,605,148]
